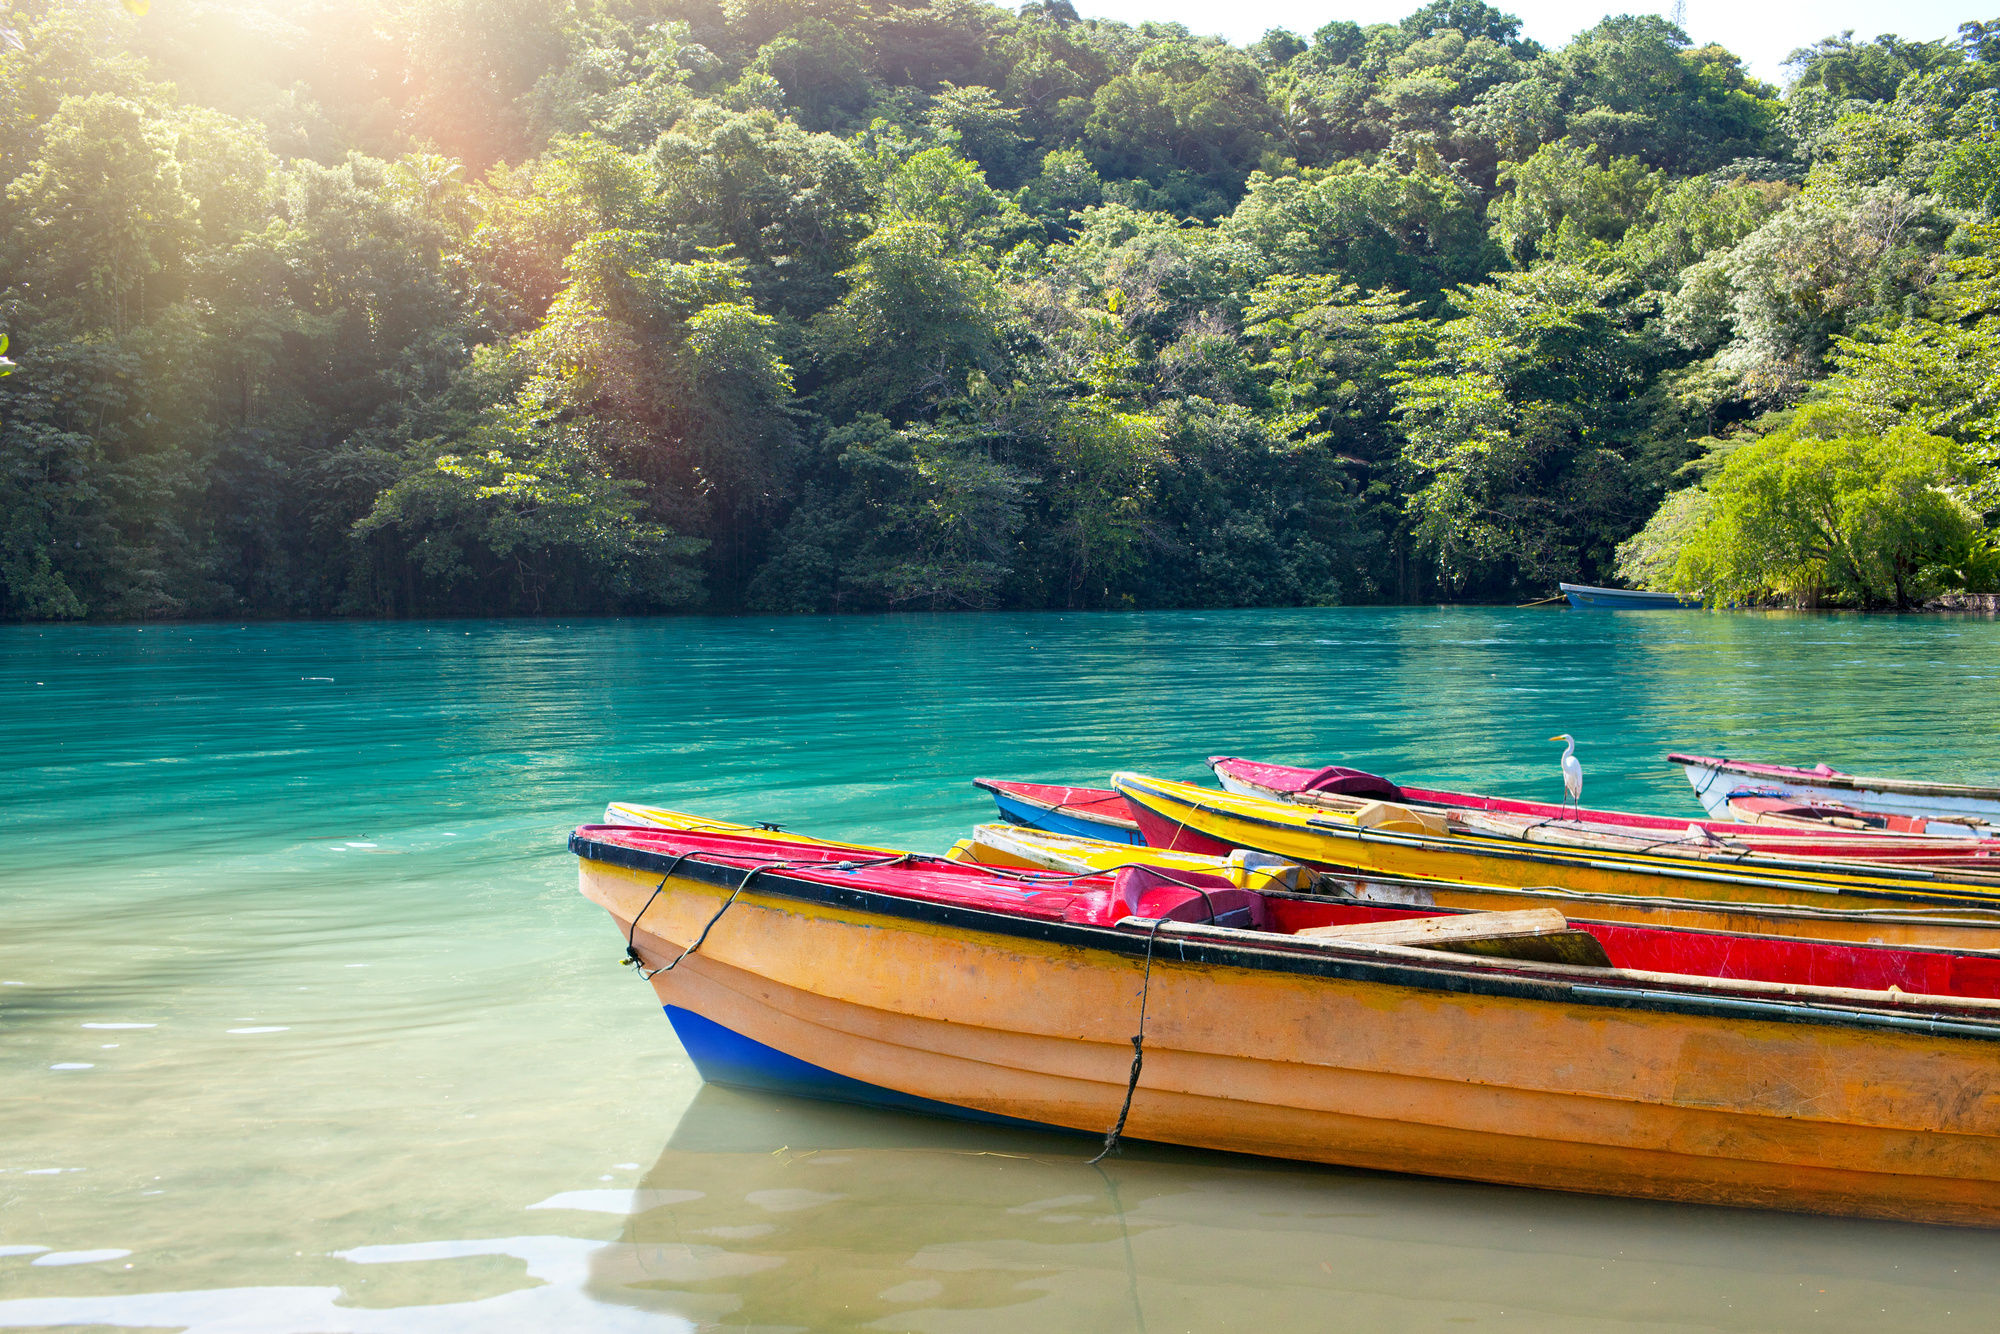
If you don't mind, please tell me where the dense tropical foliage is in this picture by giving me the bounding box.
[4,0,1999,618]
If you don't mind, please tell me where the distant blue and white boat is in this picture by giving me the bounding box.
[1559,582,1701,610]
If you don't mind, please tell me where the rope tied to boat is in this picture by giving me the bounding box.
[1089,916,1169,1165]
[622,852,695,973]
[621,851,921,979]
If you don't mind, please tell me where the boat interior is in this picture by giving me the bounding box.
[582,825,2000,1009]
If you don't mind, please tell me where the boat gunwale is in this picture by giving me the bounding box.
[570,831,2000,1043]
[1115,771,2000,907]
[1669,752,2000,803]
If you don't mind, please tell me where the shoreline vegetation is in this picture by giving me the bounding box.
[4,1,2000,622]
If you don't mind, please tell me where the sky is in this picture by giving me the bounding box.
[1069,0,1985,86]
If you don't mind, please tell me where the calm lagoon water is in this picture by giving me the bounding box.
[5,607,2000,1331]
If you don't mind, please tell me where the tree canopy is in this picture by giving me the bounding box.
[3,0,1999,618]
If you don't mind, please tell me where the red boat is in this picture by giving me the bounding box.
[1207,756,1999,867]
[972,777,1143,843]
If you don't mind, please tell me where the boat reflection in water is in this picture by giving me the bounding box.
[9,1085,1997,1331]
[583,1083,2000,1333]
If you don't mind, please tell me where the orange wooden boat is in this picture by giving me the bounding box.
[574,823,2000,1227]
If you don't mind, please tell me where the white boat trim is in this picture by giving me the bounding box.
[1558,582,1702,609]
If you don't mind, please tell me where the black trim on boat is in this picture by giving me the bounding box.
[569,833,2000,1043]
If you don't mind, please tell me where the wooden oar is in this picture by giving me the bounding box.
[1299,907,1613,966]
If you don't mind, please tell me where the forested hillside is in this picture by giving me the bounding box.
[4,0,1999,618]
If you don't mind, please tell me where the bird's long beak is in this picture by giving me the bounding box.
[1548,735,1563,742]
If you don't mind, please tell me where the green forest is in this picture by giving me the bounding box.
[5,0,2000,618]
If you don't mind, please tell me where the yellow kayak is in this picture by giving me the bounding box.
[946,822,1307,890]
[603,802,900,853]
[606,803,1308,888]
[1111,771,2000,914]
[965,818,2000,951]
[608,801,2000,950]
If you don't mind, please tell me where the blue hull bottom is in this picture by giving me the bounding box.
[664,1005,1067,1133]
[990,793,1144,844]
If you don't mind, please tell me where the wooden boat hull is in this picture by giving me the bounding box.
[1115,772,2000,913]
[575,833,2000,1227]
[1560,582,1702,609]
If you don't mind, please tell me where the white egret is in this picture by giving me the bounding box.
[1549,734,1582,819]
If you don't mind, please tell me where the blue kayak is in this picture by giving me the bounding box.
[971,778,1145,844]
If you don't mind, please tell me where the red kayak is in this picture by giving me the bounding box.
[1201,757,1998,866]
[972,777,1143,844]
[970,764,2000,866]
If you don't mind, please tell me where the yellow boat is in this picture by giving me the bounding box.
[960,821,2000,951]
[603,801,896,851]
[946,822,1308,890]
[1114,771,2000,914]
[573,821,2000,1226]
[608,801,1307,887]
[610,804,2000,951]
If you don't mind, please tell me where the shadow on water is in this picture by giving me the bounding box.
[582,1085,2000,1333]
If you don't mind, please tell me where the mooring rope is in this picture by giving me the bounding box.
[1089,915,1170,1165]
[617,844,1202,1162]
[621,852,694,972]
[620,851,919,979]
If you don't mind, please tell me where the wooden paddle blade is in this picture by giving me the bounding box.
[1440,930,1613,967]
[1297,907,1569,946]
[1295,907,1613,967]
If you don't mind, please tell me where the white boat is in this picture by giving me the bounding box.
[1559,582,1701,609]
[1670,753,2000,836]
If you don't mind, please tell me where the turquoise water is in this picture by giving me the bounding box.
[4,607,2000,1331]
